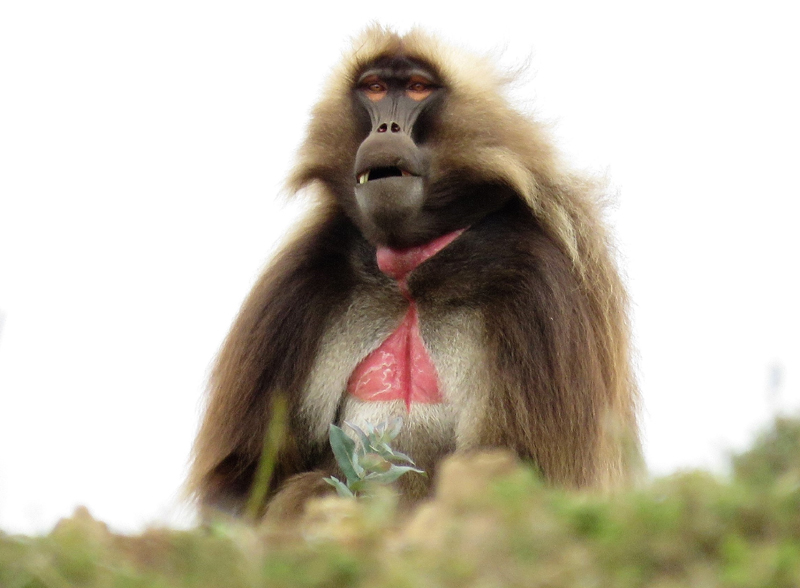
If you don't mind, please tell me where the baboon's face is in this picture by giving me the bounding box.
[348,56,445,249]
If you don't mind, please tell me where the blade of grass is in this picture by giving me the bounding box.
[245,394,288,520]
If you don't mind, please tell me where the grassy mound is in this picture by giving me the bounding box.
[3,416,800,588]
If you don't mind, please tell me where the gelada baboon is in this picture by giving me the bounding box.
[189,26,639,518]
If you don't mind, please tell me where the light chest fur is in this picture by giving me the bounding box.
[299,285,491,491]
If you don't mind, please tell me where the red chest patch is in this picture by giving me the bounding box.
[346,230,464,410]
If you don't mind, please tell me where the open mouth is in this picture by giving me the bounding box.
[357,167,414,184]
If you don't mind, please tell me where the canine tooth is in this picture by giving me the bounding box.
[358,172,369,184]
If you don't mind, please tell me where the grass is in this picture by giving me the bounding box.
[2,416,800,588]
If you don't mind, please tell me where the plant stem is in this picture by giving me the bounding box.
[245,394,288,520]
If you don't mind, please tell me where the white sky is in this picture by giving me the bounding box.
[1,1,798,535]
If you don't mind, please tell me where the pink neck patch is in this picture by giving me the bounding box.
[375,230,464,291]
[347,229,464,410]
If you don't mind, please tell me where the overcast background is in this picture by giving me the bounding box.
[1,1,798,535]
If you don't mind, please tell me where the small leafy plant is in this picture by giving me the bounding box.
[324,418,425,498]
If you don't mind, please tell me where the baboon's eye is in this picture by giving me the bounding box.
[407,77,434,101]
[360,76,387,102]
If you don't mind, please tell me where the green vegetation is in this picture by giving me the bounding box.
[324,418,425,498]
[3,416,800,588]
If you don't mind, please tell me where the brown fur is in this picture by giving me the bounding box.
[188,26,640,519]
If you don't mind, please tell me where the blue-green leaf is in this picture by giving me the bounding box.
[366,464,426,485]
[382,447,416,465]
[328,424,360,483]
[323,476,355,498]
[345,421,371,455]
[384,417,404,441]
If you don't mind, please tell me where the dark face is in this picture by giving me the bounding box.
[350,56,512,249]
